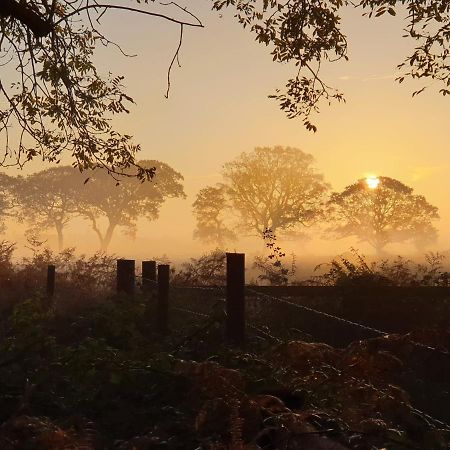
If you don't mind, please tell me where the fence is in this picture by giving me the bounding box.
[44,254,450,351]
[44,253,450,428]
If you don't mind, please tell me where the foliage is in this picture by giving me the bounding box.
[0,238,116,310]
[213,0,450,130]
[77,160,185,250]
[0,240,15,282]
[194,146,329,244]
[172,249,226,286]
[327,176,439,252]
[253,228,296,285]
[192,185,237,246]
[310,247,450,287]
[2,1,447,177]
[0,1,203,177]
[16,166,85,250]
[0,285,448,448]
[0,173,18,233]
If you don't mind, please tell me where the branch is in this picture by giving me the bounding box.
[55,4,204,30]
[165,23,184,98]
[0,0,52,37]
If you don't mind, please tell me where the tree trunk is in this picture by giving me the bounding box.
[99,222,116,252]
[55,223,64,252]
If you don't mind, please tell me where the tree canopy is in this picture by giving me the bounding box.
[192,185,237,247]
[78,160,185,250]
[193,146,329,244]
[0,173,17,233]
[327,176,439,252]
[16,167,83,251]
[0,1,449,173]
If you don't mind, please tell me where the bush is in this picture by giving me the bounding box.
[309,248,450,287]
[172,249,226,286]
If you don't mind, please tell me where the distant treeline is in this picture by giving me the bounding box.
[0,147,439,253]
[0,161,185,251]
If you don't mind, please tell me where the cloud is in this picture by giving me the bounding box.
[410,165,445,182]
[337,73,396,82]
[362,73,396,81]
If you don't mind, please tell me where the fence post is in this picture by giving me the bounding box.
[47,265,55,299]
[156,264,170,334]
[117,259,135,295]
[226,253,245,345]
[142,260,157,291]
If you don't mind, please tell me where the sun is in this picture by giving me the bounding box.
[366,176,380,189]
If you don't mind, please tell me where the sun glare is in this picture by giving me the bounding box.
[366,176,380,189]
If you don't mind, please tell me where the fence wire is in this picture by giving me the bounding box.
[246,287,450,357]
[167,284,450,433]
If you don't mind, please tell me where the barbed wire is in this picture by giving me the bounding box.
[135,275,158,286]
[159,285,450,431]
[246,287,387,335]
[172,295,450,433]
[246,288,450,357]
[172,306,210,318]
[171,284,225,294]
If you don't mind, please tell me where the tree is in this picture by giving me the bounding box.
[327,176,439,253]
[192,185,237,247]
[0,1,202,178]
[16,166,83,251]
[79,160,185,251]
[193,146,329,243]
[1,1,449,174]
[212,0,450,130]
[0,172,18,233]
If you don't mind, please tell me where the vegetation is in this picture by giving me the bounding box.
[327,176,439,253]
[310,247,450,287]
[0,246,448,448]
[0,162,185,251]
[213,0,450,130]
[193,146,329,244]
[2,1,450,173]
[16,167,82,251]
[193,186,237,247]
[78,161,186,251]
[253,229,297,285]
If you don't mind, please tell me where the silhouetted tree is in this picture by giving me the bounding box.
[192,185,236,246]
[1,1,448,174]
[0,1,203,178]
[194,146,329,242]
[79,160,185,251]
[17,167,83,251]
[327,177,439,253]
[0,172,20,233]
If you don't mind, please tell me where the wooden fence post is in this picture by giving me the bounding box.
[142,260,157,291]
[47,265,55,299]
[117,259,135,295]
[226,253,245,345]
[156,264,170,334]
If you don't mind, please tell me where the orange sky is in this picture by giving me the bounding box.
[3,3,450,264]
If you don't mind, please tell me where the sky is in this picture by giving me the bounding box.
[3,1,450,267]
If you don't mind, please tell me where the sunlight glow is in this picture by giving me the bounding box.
[366,176,380,189]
